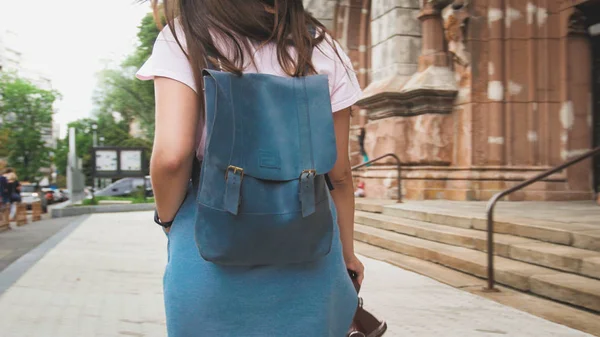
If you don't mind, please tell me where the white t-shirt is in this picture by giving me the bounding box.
[136,24,362,157]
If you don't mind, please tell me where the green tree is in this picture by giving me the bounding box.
[0,129,9,158]
[94,13,161,140]
[0,74,59,182]
[54,137,69,177]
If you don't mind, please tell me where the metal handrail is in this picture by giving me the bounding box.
[485,146,600,291]
[352,153,402,203]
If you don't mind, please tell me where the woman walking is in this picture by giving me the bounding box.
[137,1,364,335]
[3,169,21,221]
[0,168,8,223]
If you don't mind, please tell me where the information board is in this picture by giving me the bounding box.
[92,147,146,178]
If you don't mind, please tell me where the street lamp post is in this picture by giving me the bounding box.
[92,123,98,147]
[98,136,106,188]
[92,124,98,190]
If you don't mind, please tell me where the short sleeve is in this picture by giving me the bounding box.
[136,25,197,93]
[313,35,363,112]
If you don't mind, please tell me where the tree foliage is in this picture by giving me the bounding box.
[0,129,9,158]
[51,12,160,187]
[0,74,59,182]
[93,13,161,140]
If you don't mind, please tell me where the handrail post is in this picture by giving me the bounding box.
[396,157,402,203]
[484,197,500,292]
[487,205,494,290]
[351,152,403,203]
[483,146,600,293]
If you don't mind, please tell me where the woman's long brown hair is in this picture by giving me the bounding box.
[148,0,345,133]
[152,0,344,83]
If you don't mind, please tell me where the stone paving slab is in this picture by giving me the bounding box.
[361,257,593,337]
[0,211,594,337]
[0,212,167,337]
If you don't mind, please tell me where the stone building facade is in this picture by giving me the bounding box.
[304,0,600,201]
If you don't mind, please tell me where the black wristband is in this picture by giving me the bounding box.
[154,209,174,228]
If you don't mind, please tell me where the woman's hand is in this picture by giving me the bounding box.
[345,254,365,285]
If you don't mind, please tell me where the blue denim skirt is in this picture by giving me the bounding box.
[163,183,357,336]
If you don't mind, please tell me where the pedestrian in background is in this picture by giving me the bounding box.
[136,0,364,335]
[358,127,369,164]
[0,169,8,222]
[3,169,21,221]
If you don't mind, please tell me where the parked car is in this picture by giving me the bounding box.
[53,189,68,202]
[40,188,68,204]
[94,177,152,198]
[20,183,48,213]
[60,189,70,200]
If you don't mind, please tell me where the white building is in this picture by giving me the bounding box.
[0,30,53,90]
[41,122,61,149]
[20,68,53,91]
[0,30,22,73]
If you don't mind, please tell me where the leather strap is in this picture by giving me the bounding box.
[300,171,316,217]
[192,158,201,186]
[304,25,335,193]
[296,77,317,217]
[296,78,314,172]
[224,168,242,215]
[223,74,244,215]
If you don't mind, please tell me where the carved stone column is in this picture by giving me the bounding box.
[357,0,457,167]
[487,0,506,166]
[560,8,594,193]
[418,0,450,69]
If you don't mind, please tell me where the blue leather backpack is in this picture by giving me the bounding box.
[194,55,338,266]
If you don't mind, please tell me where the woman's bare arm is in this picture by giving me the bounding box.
[151,77,199,225]
[328,107,365,283]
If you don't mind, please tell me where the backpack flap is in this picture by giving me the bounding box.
[199,69,337,214]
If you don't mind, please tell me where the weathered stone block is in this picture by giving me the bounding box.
[453,104,474,166]
[371,7,421,46]
[365,114,453,165]
[371,0,421,19]
[371,35,421,72]
[530,274,600,312]
[371,64,417,83]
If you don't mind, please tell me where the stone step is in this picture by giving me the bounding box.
[354,242,600,336]
[354,199,394,213]
[376,203,600,252]
[355,211,600,280]
[354,224,600,312]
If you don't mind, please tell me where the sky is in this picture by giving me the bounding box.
[0,0,151,138]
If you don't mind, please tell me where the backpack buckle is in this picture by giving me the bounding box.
[299,169,317,217]
[300,169,316,178]
[225,165,244,181]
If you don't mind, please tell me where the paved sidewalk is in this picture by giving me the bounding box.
[0,212,593,337]
[0,216,76,272]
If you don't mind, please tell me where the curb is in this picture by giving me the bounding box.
[51,203,155,218]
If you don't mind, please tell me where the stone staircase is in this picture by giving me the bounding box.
[354,199,600,313]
